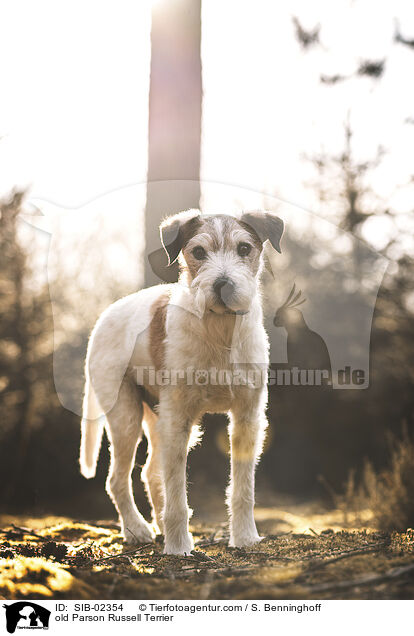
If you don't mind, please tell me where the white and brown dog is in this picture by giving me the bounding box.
[79,210,284,555]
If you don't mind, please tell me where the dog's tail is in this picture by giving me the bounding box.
[79,378,104,479]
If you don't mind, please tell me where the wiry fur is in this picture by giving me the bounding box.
[79,210,284,554]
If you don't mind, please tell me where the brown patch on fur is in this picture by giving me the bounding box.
[181,215,203,248]
[180,217,212,279]
[183,254,201,279]
[160,212,203,266]
[237,219,264,251]
[200,215,239,251]
[217,216,263,273]
[149,291,171,370]
[205,216,226,251]
[218,216,242,250]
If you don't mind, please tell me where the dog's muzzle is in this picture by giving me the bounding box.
[209,276,248,315]
[213,276,235,306]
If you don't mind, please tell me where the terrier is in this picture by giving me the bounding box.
[79,209,284,555]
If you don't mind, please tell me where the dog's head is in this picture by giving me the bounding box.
[160,210,284,315]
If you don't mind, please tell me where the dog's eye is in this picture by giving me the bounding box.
[237,242,252,257]
[192,246,207,260]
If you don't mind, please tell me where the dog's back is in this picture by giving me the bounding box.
[79,283,172,479]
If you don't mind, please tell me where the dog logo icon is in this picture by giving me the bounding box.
[3,602,50,633]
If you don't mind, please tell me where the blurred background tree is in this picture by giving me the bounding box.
[145,0,202,286]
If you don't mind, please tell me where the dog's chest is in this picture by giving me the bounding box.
[165,315,265,412]
[168,318,248,369]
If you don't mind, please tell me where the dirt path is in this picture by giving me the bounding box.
[1,510,413,600]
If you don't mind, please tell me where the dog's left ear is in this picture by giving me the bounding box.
[240,211,284,254]
[160,209,202,265]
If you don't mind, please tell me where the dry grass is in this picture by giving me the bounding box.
[331,424,414,531]
[0,513,414,600]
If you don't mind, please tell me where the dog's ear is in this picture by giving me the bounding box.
[160,209,202,265]
[240,211,284,254]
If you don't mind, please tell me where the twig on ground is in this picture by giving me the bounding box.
[69,543,154,566]
[291,542,389,583]
[190,550,223,566]
[308,527,330,539]
[0,524,49,542]
[195,538,225,548]
[305,542,388,572]
[74,520,121,531]
[305,561,414,594]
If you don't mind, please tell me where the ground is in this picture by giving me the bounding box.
[1,505,414,600]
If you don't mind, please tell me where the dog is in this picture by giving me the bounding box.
[79,209,284,555]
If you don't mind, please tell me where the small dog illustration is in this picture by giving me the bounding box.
[79,210,284,554]
[3,602,50,634]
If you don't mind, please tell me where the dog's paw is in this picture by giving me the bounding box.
[123,521,155,545]
[229,534,264,548]
[163,532,194,556]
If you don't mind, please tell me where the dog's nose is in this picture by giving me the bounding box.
[213,276,235,304]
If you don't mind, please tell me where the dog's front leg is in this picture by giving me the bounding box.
[160,410,194,555]
[227,400,267,547]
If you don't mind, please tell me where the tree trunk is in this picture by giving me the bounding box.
[145,0,202,286]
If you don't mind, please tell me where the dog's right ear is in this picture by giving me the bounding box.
[240,210,284,254]
[160,209,202,265]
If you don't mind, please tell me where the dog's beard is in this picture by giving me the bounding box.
[191,274,256,316]
[208,300,248,316]
[193,286,207,318]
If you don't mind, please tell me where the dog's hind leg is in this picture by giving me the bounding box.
[141,405,164,534]
[105,379,155,544]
